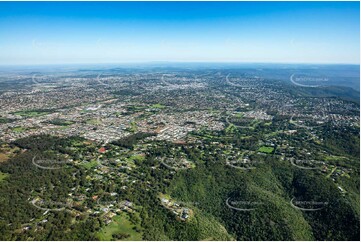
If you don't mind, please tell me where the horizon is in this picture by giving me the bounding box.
[0,61,360,67]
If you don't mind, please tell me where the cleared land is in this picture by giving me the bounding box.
[96,213,142,241]
[258,146,274,153]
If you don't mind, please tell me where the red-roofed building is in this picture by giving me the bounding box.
[98,147,106,153]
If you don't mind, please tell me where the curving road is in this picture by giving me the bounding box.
[30,199,66,212]
[289,158,319,170]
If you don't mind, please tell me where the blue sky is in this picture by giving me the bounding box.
[0,1,359,65]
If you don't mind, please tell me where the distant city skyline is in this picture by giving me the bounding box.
[0,1,359,65]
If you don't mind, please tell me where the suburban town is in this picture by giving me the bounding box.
[0,68,359,240]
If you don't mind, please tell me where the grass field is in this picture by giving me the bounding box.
[12,126,27,133]
[258,146,274,154]
[159,193,172,200]
[0,153,8,162]
[150,103,166,109]
[225,123,236,133]
[324,155,347,161]
[70,139,89,147]
[234,113,244,118]
[80,159,99,169]
[0,145,20,162]
[129,121,138,133]
[326,166,337,178]
[86,118,102,125]
[96,213,142,241]
[128,154,145,162]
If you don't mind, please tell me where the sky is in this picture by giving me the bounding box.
[0,1,359,65]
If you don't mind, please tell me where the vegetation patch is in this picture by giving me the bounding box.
[86,119,102,125]
[150,103,166,109]
[128,154,145,162]
[0,171,9,183]
[96,213,142,241]
[258,146,274,153]
[0,118,15,124]
[0,145,20,162]
[48,119,75,126]
[80,159,99,169]
[225,123,236,133]
[11,126,28,133]
[13,109,53,118]
[111,132,156,149]
[128,121,138,133]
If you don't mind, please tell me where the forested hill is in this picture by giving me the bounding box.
[0,133,359,240]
